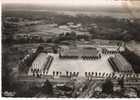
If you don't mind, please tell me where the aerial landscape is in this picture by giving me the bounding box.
[2,0,140,98]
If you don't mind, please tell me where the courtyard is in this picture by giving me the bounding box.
[47,53,114,77]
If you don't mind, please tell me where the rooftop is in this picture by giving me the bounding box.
[28,53,48,75]
[113,54,133,72]
[60,47,99,57]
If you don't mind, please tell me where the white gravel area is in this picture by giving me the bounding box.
[47,53,114,77]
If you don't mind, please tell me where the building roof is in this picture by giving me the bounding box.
[60,47,99,57]
[103,47,118,52]
[61,48,80,57]
[82,48,99,57]
[113,54,133,72]
[31,53,48,70]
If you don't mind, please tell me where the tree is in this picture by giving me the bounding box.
[70,31,77,40]
[118,78,124,88]
[42,80,53,95]
[89,28,95,34]
[36,46,44,53]
[52,45,58,54]
[102,79,113,94]
[122,34,133,42]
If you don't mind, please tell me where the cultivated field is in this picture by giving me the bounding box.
[48,53,114,77]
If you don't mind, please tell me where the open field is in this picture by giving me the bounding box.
[25,24,89,35]
[47,53,114,77]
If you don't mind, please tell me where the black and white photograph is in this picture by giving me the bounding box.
[1,0,140,98]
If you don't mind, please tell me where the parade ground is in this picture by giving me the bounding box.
[47,53,114,77]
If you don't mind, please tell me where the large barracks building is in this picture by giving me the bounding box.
[108,54,134,73]
[26,44,137,79]
[59,47,101,59]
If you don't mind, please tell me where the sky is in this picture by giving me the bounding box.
[2,0,140,18]
[1,0,133,7]
[2,0,140,10]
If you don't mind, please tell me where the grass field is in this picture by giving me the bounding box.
[47,53,114,77]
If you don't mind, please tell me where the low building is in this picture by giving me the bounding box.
[13,34,30,40]
[59,25,69,29]
[102,47,120,54]
[28,53,53,76]
[67,22,74,26]
[59,47,101,59]
[108,54,134,72]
